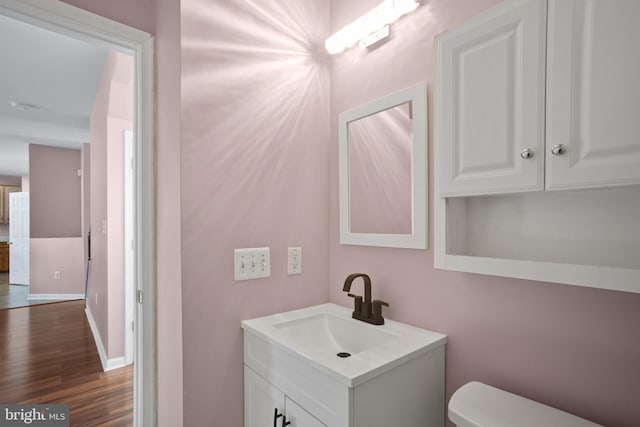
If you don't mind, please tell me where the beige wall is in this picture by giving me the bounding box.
[0,176,21,186]
[28,144,83,296]
[29,144,82,238]
[29,237,84,294]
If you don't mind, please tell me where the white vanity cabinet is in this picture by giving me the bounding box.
[435,0,640,293]
[242,304,448,427]
[244,366,326,427]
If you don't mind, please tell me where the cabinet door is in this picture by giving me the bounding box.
[546,0,640,190]
[436,0,546,197]
[244,366,284,427]
[0,244,8,272]
[285,397,327,427]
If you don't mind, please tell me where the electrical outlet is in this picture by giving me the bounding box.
[287,247,302,275]
[54,271,61,280]
[234,247,271,281]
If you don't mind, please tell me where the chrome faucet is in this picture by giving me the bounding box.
[343,273,388,325]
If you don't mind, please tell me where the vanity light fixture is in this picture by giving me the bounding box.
[325,0,420,54]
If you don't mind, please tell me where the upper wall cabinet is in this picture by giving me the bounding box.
[435,0,640,293]
[546,0,640,190]
[437,0,546,197]
[437,0,640,197]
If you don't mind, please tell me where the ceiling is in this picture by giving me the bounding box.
[0,13,108,177]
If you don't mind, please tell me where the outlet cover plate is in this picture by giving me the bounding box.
[234,247,271,281]
[287,247,302,275]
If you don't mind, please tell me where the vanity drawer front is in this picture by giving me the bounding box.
[244,332,351,427]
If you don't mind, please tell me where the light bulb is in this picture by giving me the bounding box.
[378,0,402,24]
[325,33,344,54]
[324,0,420,55]
[362,8,385,35]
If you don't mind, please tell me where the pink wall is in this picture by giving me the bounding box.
[29,144,82,238]
[55,0,185,422]
[180,0,330,424]
[51,0,184,423]
[89,51,111,360]
[155,0,184,424]
[88,51,132,360]
[29,237,84,294]
[59,0,155,35]
[49,1,640,426]
[328,1,640,427]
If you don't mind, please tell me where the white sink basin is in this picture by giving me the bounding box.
[273,312,399,355]
[242,303,447,386]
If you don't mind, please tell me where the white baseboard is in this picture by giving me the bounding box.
[27,293,85,300]
[84,306,128,372]
[106,356,127,371]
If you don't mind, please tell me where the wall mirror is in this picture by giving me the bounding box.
[339,82,427,249]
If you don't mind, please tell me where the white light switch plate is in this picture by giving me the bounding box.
[287,247,302,275]
[234,247,271,281]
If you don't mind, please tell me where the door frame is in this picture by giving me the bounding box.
[0,1,156,426]
[124,130,135,366]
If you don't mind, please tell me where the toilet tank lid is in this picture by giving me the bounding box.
[448,382,602,427]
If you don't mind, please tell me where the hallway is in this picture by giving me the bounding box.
[0,300,133,426]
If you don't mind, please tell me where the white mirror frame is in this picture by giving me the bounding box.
[339,82,427,249]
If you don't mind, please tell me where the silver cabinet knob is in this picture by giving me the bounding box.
[520,148,534,159]
[551,144,566,155]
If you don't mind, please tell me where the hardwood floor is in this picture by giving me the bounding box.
[0,300,133,426]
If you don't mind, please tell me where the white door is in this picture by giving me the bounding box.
[546,0,640,190]
[9,192,29,285]
[244,366,284,427]
[436,0,546,197]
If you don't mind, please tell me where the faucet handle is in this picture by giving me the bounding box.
[371,300,389,325]
[347,293,363,315]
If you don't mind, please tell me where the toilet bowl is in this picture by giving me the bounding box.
[449,382,602,427]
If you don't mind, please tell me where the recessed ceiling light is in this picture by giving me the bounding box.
[10,101,33,111]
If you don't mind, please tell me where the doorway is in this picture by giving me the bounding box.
[0,1,155,425]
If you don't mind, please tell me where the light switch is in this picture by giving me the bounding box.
[234,247,270,281]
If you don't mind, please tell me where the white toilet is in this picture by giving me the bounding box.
[449,382,603,427]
